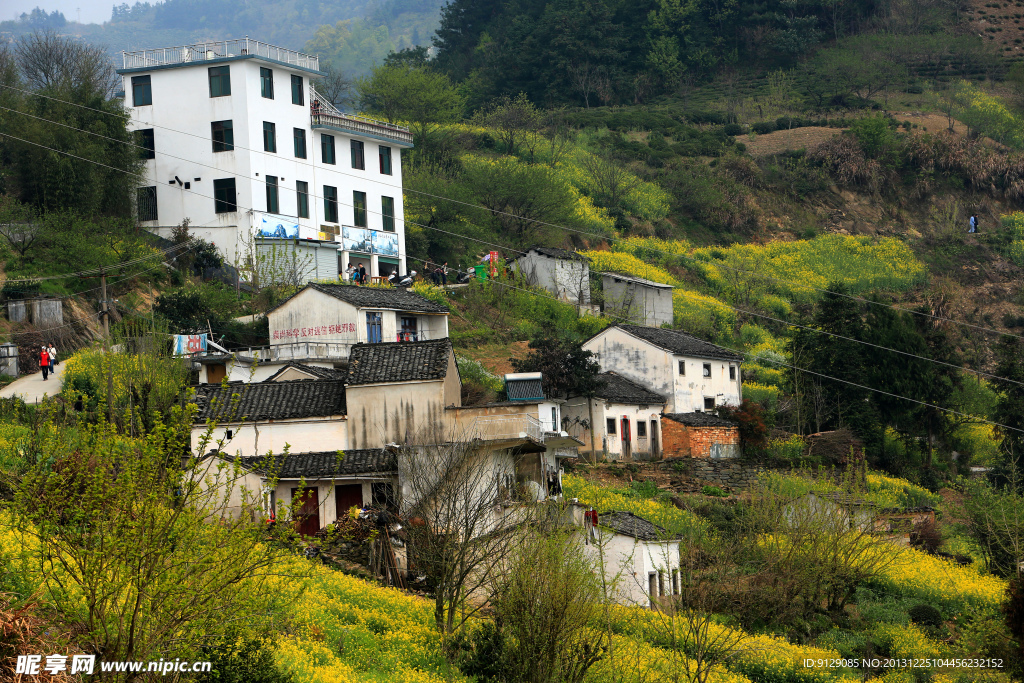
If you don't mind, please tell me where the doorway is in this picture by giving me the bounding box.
[621,417,631,460]
[335,483,363,519]
[291,487,320,537]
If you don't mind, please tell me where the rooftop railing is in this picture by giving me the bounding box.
[235,341,349,363]
[465,414,544,444]
[310,85,413,145]
[122,38,319,71]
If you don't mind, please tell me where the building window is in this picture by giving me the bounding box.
[260,67,274,99]
[729,365,736,380]
[704,397,715,412]
[678,360,685,376]
[379,145,392,175]
[293,128,306,158]
[213,178,236,213]
[208,65,231,97]
[263,122,277,153]
[703,363,712,378]
[131,75,152,106]
[637,421,647,438]
[351,140,365,169]
[296,181,309,219]
[137,186,157,221]
[323,185,338,223]
[366,312,383,343]
[353,191,367,227]
[321,134,335,164]
[399,317,417,342]
[265,175,279,214]
[291,74,304,105]
[606,418,616,435]
[381,196,395,232]
[211,120,233,152]
[136,128,155,159]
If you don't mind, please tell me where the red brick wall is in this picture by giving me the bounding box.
[661,420,740,458]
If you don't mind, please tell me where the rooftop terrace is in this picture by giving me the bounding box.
[121,38,319,72]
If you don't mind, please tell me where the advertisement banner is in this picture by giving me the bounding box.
[257,214,299,239]
[371,231,399,256]
[342,226,372,254]
[173,334,207,355]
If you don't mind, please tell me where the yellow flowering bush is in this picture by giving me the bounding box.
[673,290,737,339]
[562,474,705,535]
[60,348,189,418]
[871,623,944,660]
[1002,212,1024,266]
[582,250,678,285]
[871,546,1006,613]
[951,81,1024,149]
[743,382,782,411]
[555,150,671,221]
[865,473,941,509]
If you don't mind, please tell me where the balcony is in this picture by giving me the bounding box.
[310,86,413,147]
[235,341,349,363]
[464,414,544,444]
[121,38,319,71]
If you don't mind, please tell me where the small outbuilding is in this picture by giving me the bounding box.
[563,372,666,462]
[601,273,673,328]
[510,246,591,305]
[660,412,740,459]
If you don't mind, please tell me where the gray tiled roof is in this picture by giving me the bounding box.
[603,272,674,289]
[347,338,453,385]
[192,380,346,422]
[663,412,737,428]
[513,246,590,262]
[593,372,665,405]
[236,449,396,478]
[264,363,347,382]
[599,511,674,541]
[615,324,744,361]
[268,282,449,315]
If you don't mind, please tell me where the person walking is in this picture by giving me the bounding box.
[968,214,977,233]
[47,343,56,375]
[39,345,49,381]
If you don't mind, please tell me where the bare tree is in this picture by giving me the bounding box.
[568,60,596,109]
[16,30,118,96]
[475,92,542,158]
[313,63,356,110]
[0,194,40,257]
[398,431,524,634]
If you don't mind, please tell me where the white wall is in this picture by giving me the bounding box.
[514,252,590,304]
[584,532,679,607]
[564,398,663,460]
[192,417,348,457]
[122,56,406,273]
[584,327,741,413]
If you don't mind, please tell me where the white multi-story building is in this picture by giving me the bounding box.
[117,38,413,280]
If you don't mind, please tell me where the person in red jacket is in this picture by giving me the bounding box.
[39,346,50,380]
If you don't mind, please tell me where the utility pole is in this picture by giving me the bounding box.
[100,271,110,339]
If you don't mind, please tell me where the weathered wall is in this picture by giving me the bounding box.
[347,380,447,449]
[193,417,348,457]
[664,457,762,490]
[582,532,679,607]
[602,276,673,328]
[661,419,740,459]
[514,252,590,304]
[562,397,663,460]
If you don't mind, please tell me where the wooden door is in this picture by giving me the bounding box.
[621,417,631,460]
[650,420,660,459]
[292,487,320,537]
[335,484,363,519]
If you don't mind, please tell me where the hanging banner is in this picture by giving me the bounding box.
[173,334,208,355]
[257,214,299,239]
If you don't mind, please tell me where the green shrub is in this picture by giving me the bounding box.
[701,485,727,497]
[197,632,295,683]
[908,603,944,628]
[751,121,777,134]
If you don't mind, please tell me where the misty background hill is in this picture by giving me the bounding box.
[0,0,443,73]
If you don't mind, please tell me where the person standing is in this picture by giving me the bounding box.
[39,345,49,381]
[441,262,449,286]
[969,215,977,233]
[47,343,56,375]
[344,263,356,283]
[358,262,367,285]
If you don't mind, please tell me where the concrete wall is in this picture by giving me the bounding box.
[563,397,663,461]
[602,276,673,328]
[514,252,590,304]
[275,475,395,529]
[192,417,348,457]
[123,57,406,274]
[661,419,740,459]
[268,287,449,350]
[584,326,741,413]
[7,299,63,326]
[192,456,267,520]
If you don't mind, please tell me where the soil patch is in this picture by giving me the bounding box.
[742,126,843,156]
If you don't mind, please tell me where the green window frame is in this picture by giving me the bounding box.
[321,134,335,164]
[353,191,367,228]
[297,181,309,218]
[266,175,279,214]
[351,140,365,170]
[211,120,234,152]
[208,66,231,97]
[213,178,236,213]
[324,185,338,223]
[131,75,152,106]
[137,186,157,221]
[260,67,274,99]
[293,128,306,158]
[381,196,395,232]
[291,75,304,105]
[263,122,277,153]
[378,145,392,175]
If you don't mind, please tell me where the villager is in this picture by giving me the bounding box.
[441,262,449,285]
[584,507,599,544]
[345,263,356,282]
[969,214,977,233]
[357,262,367,285]
[47,343,57,372]
[39,346,49,381]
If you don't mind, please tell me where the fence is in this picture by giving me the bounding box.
[122,38,319,71]
[464,414,544,443]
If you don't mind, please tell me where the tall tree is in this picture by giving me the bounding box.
[510,336,602,401]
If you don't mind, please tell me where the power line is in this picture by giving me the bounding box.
[7,118,1019,391]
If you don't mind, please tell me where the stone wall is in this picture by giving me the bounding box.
[661,419,740,459]
[660,457,763,490]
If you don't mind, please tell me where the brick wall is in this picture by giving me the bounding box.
[661,420,740,459]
